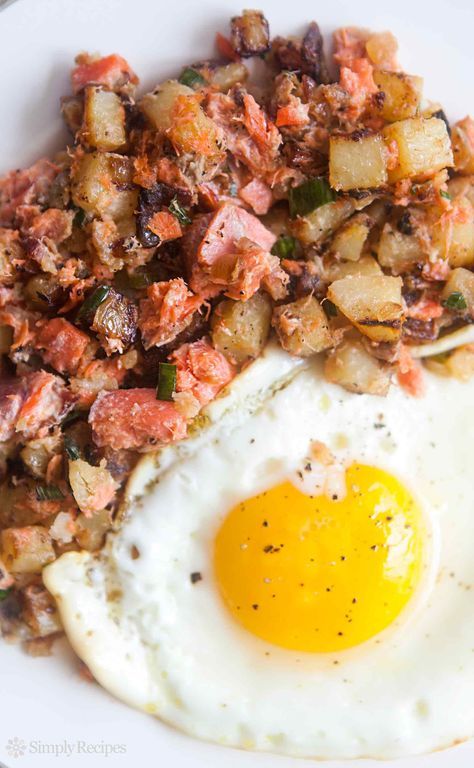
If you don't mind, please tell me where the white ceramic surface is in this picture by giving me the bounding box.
[0,0,472,765]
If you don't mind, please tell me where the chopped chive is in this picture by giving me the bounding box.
[168,197,191,226]
[323,299,338,318]
[178,67,206,88]
[0,588,11,601]
[64,436,81,461]
[77,285,111,319]
[288,177,336,218]
[443,291,467,310]
[271,235,299,260]
[35,485,65,501]
[439,190,451,200]
[73,207,87,228]
[157,362,177,401]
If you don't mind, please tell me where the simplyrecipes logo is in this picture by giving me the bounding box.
[5,737,127,760]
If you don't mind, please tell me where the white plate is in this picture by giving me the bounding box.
[0,0,473,766]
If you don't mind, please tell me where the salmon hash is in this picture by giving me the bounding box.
[1,10,474,652]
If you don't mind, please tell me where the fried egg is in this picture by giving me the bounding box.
[44,344,474,760]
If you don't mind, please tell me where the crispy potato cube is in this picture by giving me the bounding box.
[1,526,55,574]
[272,296,333,357]
[441,267,474,314]
[324,254,382,282]
[75,509,111,552]
[210,62,248,91]
[325,338,392,395]
[69,458,117,515]
[329,133,388,191]
[382,117,453,182]
[71,151,138,221]
[365,31,398,69]
[211,292,272,365]
[21,583,62,637]
[139,80,193,132]
[451,117,474,176]
[432,197,474,267]
[289,199,354,245]
[231,10,270,57]
[330,214,371,261]
[377,222,424,273]
[373,70,422,122]
[327,275,404,342]
[81,86,126,151]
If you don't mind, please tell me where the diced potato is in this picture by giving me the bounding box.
[81,86,126,151]
[451,117,474,176]
[432,197,474,267]
[75,509,111,551]
[365,31,398,69]
[329,133,388,191]
[272,296,333,357]
[441,267,474,314]
[382,117,453,182]
[373,70,422,122]
[20,432,62,479]
[139,80,193,132]
[210,62,248,91]
[324,254,383,282]
[71,151,138,221]
[211,292,272,365]
[324,338,392,395]
[21,583,62,637]
[289,199,354,245]
[1,526,55,574]
[377,222,424,273]
[231,9,270,57]
[425,345,474,381]
[68,458,117,514]
[327,275,404,342]
[330,214,371,261]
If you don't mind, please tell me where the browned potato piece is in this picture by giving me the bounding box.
[325,338,392,395]
[330,214,371,261]
[365,31,398,68]
[377,223,424,273]
[68,459,117,515]
[382,117,453,182]
[289,199,354,245]
[71,152,138,221]
[329,133,388,191]
[451,117,474,175]
[230,10,270,57]
[81,86,126,151]
[272,296,333,357]
[21,583,62,637]
[432,197,474,267]
[324,255,382,282]
[75,509,111,552]
[211,292,272,365]
[441,267,474,314]
[139,80,193,132]
[373,70,423,122]
[210,62,248,91]
[327,275,404,342]
[20,432,62,479]
[1,526,55,574]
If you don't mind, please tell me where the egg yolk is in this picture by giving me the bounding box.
[214,464,425,653]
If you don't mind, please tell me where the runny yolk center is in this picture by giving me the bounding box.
[214,464,425,653]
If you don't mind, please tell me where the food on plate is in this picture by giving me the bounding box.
[0,8,473,759]
[45,344,474,759]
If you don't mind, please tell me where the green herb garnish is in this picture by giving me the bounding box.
[288,177,336,218]
[64,436,81,461]
[178,68,206,89]
[0,588,11,601]
[77,285,111,319]
[271,235,299,260]
[157,362,177,401]
[439,190,451,200]
[168,197,191,226]
[443,291,467,310]
[35,485,65,501]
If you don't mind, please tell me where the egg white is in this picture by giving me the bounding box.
[44,345,474,759]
